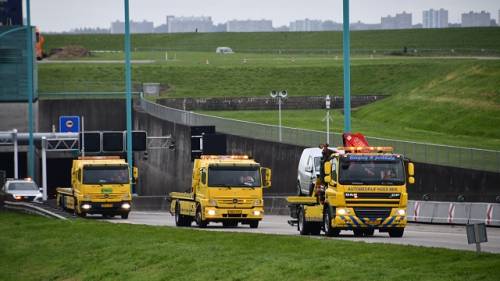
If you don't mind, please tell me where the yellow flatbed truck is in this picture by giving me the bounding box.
[57,156,136,219]
[170,155,271,228]
[288,145,415,237]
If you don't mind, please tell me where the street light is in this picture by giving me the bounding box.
[270,90,288,142]
[322,95,333,144]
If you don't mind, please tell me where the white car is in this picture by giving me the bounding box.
[1,179,43,203]
[296,148,323,196]
[215,47,234,54]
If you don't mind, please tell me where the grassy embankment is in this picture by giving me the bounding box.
[38,29,500,149]
[44,27,500,53]
[1,212,500,281]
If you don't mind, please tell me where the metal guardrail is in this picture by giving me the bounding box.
[140,95,500,172]
[38,91,143,99]
[3,201,69,220]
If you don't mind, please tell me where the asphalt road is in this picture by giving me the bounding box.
[105,211,500,253]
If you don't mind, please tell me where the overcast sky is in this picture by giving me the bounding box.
[30,0,500,32]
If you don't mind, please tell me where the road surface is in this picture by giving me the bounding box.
[105,211,500,253]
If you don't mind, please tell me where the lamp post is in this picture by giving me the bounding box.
[270,90,288,142]
[343,0,351,133]
[26,0,34,178]
[124,0,133,190]
[323,95,333,144]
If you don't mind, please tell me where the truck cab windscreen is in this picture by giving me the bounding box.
[208,166,261,187]
[339,155,405,185]
[83,165,129,184]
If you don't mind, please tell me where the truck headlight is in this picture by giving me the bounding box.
[336,208,348,215]
[253,210,261,216]
[207,209,216,216]
[121,203,131,210]
[82,204,91,210]
[397,209,406,216]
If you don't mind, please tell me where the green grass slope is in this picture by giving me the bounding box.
[1,212,500,281]
[44,28,500,53]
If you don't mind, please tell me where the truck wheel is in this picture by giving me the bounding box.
[121,213,129,219]
[195,207,207,228]
[323,206,340,237]
[296,181,302,196]
[249,221,259,228]
[364,229,375,236]
[388,228,404,238]
[175,203,190,227]
[298,207,310,235]
[310,223,321,235]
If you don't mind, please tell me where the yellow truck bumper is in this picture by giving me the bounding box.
[333,215,407,229]
[204,207,264,221]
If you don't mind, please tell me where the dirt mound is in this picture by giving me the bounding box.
[48,45,90,59]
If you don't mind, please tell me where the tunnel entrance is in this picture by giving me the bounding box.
[43,157,73,199]
[0,152,28,180]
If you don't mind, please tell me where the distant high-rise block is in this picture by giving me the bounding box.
[423,9,448,28]
[381,11,412,30]
[461,11,491,27]
[166,16,214,33]
[226,19,273,32]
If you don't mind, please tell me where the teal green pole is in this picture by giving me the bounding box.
[26,0,35,178]
[124,0,133,188]
[343,0,351,133]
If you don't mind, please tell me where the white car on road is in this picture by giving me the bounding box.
[1,179,43,203]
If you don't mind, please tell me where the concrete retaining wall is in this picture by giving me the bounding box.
[158,95,387,111]
[38,99,126,132]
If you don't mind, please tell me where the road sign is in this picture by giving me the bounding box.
[59,116,80,133]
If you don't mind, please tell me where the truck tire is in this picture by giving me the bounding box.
[121,213,129,219]
[388,228,404,238]
[323,206,340,237]
[296,181,302,196]
[175,202,190,227]
[249,221,259,228]
[353,229,364,237]
[195,206,207,228]
[310,223,321,235]
[298,207,310,235]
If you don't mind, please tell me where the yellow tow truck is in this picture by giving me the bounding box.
[57,156,137,219]
[288,141,415,237]
[170,155,271,228]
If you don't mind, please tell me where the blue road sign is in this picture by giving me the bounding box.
[59,116,80,133]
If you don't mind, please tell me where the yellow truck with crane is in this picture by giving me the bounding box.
[170,155,271,228]
[287,133,415,237]
[57,156,137,219]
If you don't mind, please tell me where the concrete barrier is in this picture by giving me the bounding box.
[449,202,469,225]
[468,203,488,224]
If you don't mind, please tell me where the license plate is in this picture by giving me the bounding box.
[228,210,242,214]
[101,203,113,208]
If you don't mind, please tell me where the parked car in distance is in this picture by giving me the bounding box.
[216,47,234,54]
[1,178,42,203]
[297,148,323,195]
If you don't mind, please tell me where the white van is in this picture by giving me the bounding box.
[215,47,234,54]
[296,148,323,195]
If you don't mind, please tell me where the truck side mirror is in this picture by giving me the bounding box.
[133,167,139,180]
[305,165,313,173]
[408,176,415,184]
[324,162,331,176]
[408,162,414,176]
[261,167,271,188]
[324,175,331,183]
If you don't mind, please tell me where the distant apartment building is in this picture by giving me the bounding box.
[461,11,491,27]
[289,19,323,32]
[166,16,214,33]
[350,21,381,31]
[381,12,412,29]
[423,9,448,28]
[321,20,342,31]
[110,20,154,34]
[226,19,273,32]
